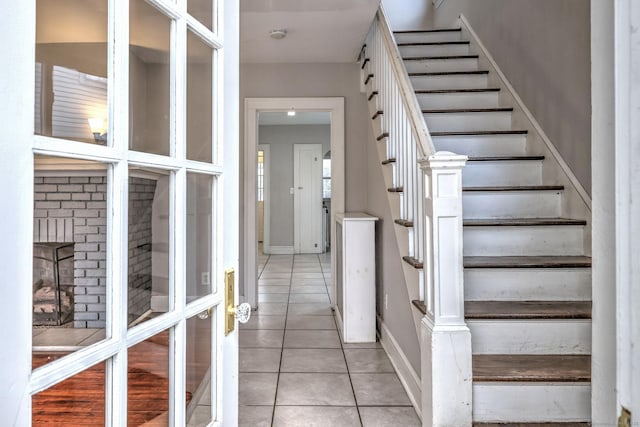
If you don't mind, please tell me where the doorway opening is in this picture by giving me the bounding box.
[243,97,345,309]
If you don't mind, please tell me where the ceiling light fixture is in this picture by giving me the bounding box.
[269,29,287,40]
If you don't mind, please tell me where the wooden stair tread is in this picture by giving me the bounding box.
[463,185,564,192]
[404,54,479,61]
[388,187,404,193]
[423,107,513,114]
[415,88,499,94]
[376,132,389,141]
[395,219,414,227]
[464,256,592,268]
[394,28,462,34]
[403,256,423,269]
[464,218,587,227]
[465,301,592,319]
[399,41,470,46]
[412,300,427,314]
[467,156,544,162]
[410,70,488,76]
[431,130,528,136]
[474,423,591,427]
[473,354,591,382]
[381,158,396,165]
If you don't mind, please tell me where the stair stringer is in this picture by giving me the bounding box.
[363,75,425,340]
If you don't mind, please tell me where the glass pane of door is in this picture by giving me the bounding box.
[35,0,109,145]
[33,155,109,367]
[186,173,213,300]
[128,167,171,327]
[32,361,106,425]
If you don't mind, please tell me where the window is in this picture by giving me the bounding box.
[323,157,331,199]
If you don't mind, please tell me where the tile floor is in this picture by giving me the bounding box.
[239,253,420,427]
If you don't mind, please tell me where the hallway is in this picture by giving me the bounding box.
[238,253,420,426]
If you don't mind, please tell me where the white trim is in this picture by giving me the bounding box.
[243,97,345,309]
[615,0,640,416]
[378,317,422,419]
[460,14,592,211]
[267,246,294,255]
[258,144,270,251]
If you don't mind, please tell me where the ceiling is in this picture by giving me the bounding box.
[240,0,380,64]
[258,111,331,126]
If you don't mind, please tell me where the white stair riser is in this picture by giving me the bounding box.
[463,161,542,186]
[468,320,591,354]
[425,111,512,132]
[410,74,487,90]
[417,91,498,109]
[473,383,591,422]
[404,57,479,73]
[433,134,527,157]
[399,43,470,57]
[463,191,562,219]
[464,268,592,301]
[463,225,585,256]
[394,31,462,44]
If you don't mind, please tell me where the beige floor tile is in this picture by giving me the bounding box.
[240,315,286,330]
[289,285,327,294]
[351,374,412,406]
[276,373,355,406]
[272,406,360,427]
[238,405,273,427]
[287,302,333,316]
[285,315,336,330]
[255,302,288,315]
[258,285,290,294]
[359,407,420,427]
[239,373,278,405]
[344,349,394,373]
[284,330,341,348]
[259,293,289,303]
[280,348,347,373]
[239,329,284,348]
[288,293,330,304]
[240,348,282,372]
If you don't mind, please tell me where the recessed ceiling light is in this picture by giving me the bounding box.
[269,29,287,40]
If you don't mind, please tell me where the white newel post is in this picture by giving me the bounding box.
[419,152,472,427]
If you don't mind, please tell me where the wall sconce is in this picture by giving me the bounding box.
[287,108,296,117]
[88,117,107,144]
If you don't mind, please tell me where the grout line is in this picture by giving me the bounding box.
[322,252,364,427]
[270,253,294,426]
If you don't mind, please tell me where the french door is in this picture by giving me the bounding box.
[0,0,239,425]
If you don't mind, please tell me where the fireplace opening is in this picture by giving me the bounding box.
[33,243,74,326]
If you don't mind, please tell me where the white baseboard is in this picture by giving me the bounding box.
[378,317,422,419]
[266,245,294,255]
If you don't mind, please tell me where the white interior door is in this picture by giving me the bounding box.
[0,0,241,425]
[294,144,323,253]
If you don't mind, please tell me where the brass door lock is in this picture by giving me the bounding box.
[225,268,251,335]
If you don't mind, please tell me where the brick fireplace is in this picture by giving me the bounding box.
[34,175,157,328]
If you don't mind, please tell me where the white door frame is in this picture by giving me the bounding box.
[258,144,271,252]
[0,0,240,424]
[293,143,323,254]
[243,97,344,309]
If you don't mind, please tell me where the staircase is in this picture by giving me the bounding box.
[362,14,592,426]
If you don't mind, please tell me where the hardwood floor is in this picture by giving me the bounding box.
[32,331,195,426]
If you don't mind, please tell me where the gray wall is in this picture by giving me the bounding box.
[427,0,592,194]
[240,62,422,375]
[365,125,422,374]
[259,124,330,247]
[240,63,369,214]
